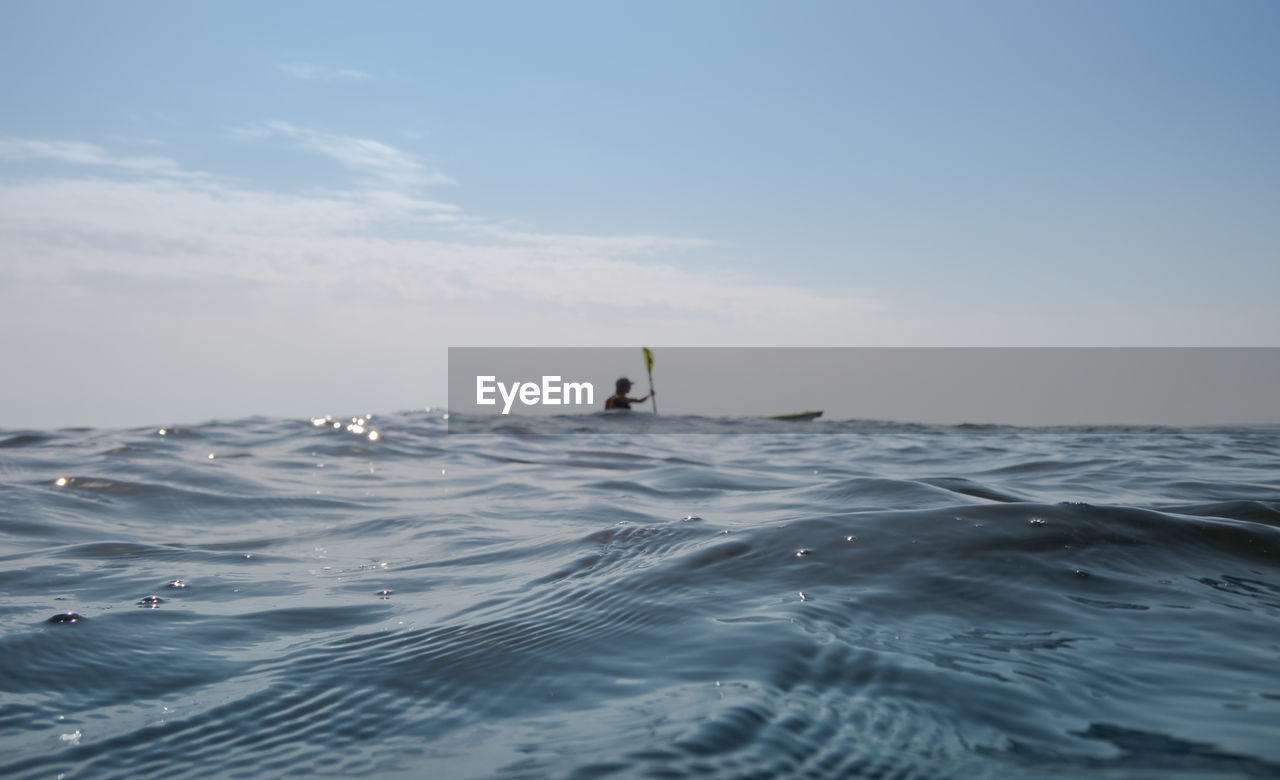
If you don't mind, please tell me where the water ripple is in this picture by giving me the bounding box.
[0,412,1277,777]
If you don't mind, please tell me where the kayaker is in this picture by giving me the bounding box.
[604,377,652,410]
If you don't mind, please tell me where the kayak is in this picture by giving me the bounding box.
[759,411,823,421]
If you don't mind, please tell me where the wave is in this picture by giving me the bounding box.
[0,411,1277,777]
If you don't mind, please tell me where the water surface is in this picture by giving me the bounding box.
[1,412,1278,777]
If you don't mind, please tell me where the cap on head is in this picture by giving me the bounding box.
[616,377,632,392]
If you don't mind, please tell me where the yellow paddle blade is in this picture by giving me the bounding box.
[642,347,654,373]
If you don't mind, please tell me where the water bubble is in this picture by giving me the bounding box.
[47,612,85,624]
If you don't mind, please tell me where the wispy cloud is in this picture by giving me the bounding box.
[0,139,203,179]
[234,121,454,189]
[277,62,371,82]
[0,133,883,346]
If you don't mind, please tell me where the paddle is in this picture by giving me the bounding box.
[642,347,657,414]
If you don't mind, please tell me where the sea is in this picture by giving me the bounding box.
[1,411,1278,779]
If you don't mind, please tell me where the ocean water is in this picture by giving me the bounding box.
[1,411,1279,779]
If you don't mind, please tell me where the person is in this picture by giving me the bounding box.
[604,377,652,410]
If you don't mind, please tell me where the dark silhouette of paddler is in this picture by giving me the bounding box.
[604,377,653,410]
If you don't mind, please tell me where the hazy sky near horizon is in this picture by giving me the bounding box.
[2,1,1277,428]
[448,348,1280,426]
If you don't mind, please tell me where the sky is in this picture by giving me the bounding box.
[446,348,1280,425]
[1,1,1277,428]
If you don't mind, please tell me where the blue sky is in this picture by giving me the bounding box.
[2,1,1277,427]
